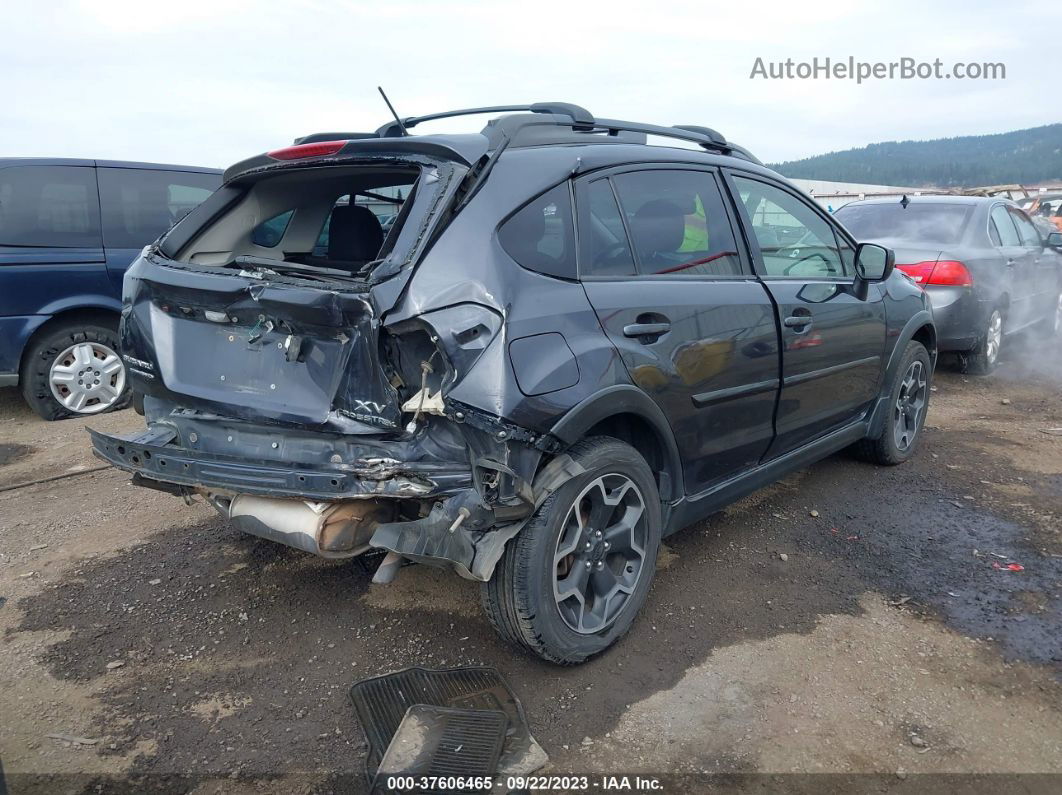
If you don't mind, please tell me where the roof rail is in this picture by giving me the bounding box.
[292,102,759,164]
[673,125,727,146]
[376,102,595,138]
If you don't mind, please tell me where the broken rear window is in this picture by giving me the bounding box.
[171,164,425,278]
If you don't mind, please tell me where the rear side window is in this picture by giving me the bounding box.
[1009,208,1042,247]
[98,168,218,248]
[498,183,576,279]
[611,170,742,277]
[252,210,294,248]
[0,165,101,247]
[990,205,1021,246]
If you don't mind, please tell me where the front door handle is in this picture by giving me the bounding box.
[623,322,671,338]
[620,320,671,337]
[783,313,812,329]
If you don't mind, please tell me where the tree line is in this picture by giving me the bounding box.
[770,124,1062,188]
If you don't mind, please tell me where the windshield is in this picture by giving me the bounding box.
[836,202,973,245]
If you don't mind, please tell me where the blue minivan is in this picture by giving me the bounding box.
[0,159,220,419]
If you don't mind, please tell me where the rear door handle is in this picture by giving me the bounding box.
[623,322,671,337]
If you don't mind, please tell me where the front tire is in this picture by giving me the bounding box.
[20,321,130,421]
[481,437,662,664]
[852,340,931,466]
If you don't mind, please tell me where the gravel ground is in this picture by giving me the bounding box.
[1,337,1060,793]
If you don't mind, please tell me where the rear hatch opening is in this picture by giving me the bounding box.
[174,162,424,282]
[117,158,463,433]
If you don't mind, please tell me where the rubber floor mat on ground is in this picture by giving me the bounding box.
[371,705,508,793]
[350,666,547,781]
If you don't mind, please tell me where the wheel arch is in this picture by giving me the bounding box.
[548,385,683,502]
[868,310,936,438]
[18,307,123,379]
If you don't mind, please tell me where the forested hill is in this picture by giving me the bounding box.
[769,124,1062,187]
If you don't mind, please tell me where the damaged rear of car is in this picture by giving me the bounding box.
[92,131,569,578]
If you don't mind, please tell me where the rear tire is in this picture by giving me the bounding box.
[481,437,662,664]
[962,308,1003,375]
[852,340,931,466]
[20,320,130,421]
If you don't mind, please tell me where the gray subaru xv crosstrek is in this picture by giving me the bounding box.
[90,102,936,663]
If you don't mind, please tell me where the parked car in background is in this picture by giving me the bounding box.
[90,103,935,664]
[0,159,220,419]
[836,196,1062,374]
[1020,193,1062,236]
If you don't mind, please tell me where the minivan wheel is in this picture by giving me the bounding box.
[963,309,1003,375]
[20,321,130,421]
[481,437,662,664]
[851,340,931,466]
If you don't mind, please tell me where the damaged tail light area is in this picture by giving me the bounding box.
[896,260,973,287]
[382,303,504,428]
[381,306,547,522]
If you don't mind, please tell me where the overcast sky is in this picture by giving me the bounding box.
[4,0,1058,168]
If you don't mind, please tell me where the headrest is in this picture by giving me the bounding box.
[328,204,383,262]
[631,199,686,260]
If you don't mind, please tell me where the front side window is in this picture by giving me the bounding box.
[610,170,742,277]
[98,168,218,248]
[498,183,575,278]
[1009,208,1042,247]
[0,165,101,248]
[990,205,1021,247]
[733,176,848,278]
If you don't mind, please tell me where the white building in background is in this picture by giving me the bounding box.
[790,178,1062,211]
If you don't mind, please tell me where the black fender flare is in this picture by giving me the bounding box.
[548,384,683,501]
[869,309,936,436]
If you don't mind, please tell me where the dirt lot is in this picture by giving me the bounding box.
[1,339,1061,793]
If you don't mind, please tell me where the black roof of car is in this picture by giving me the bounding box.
[0,157,220,174]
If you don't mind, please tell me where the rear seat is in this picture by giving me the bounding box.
[307,205,383,272]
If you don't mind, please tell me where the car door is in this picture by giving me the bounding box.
[577,166,780,496]
[0,164,107,373]
[987,204,1034,329]
[97,166,219,292]
[1009,206,1056,327]
[725,172,887,458]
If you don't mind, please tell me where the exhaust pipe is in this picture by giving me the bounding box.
[222,495,396,558]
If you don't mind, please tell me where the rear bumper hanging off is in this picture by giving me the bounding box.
[88,426,471,501]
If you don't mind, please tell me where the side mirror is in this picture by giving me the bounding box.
[854,242,895,282]
[1048,232,1062,249]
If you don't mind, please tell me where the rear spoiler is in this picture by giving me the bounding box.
[222,135,489,184]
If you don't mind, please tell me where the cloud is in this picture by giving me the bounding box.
[2,0,1057,167]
